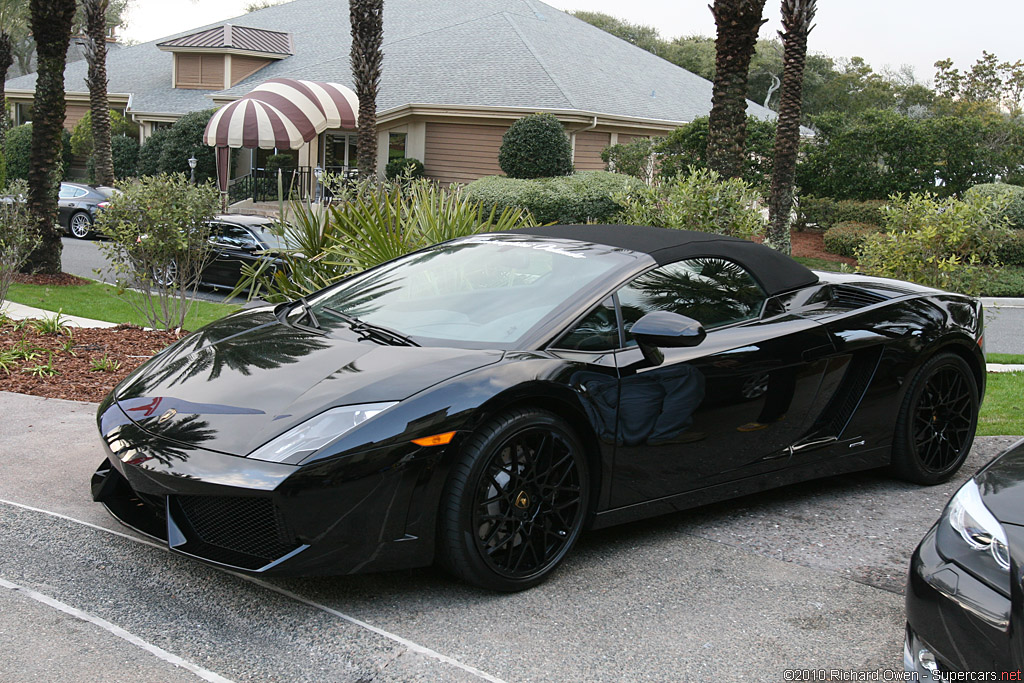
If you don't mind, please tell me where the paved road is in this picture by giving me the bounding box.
[59,236,243,305]
[1,391,1019,682]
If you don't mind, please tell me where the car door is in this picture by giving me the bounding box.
[206,223,261,288]
[606,257,835,508]
[57,184,80,226]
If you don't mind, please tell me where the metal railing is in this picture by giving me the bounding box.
[227,166,359,204]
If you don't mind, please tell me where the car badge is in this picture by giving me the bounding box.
[514,491,530,509]
[157,409,178,424]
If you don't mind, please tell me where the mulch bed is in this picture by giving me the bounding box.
[14,272,92,287]
[0,318,182,403]
[790,229,857,266]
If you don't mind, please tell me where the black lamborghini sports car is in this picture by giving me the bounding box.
[92,225,985,591]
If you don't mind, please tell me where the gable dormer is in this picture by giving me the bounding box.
[157,24,292,90]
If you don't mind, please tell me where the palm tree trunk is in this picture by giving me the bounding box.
[23,0,76,274]
[706,0,767,180]
[0,31,13,140]
[766,0,816,254]
[349,0,383,180]
[84,0,113,186]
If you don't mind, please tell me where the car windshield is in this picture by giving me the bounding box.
[308,234,637,347]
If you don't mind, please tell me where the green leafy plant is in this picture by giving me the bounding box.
[11,341,44,361]
[384,156,425,181]
[90,354,122,372]
[822,222,882,258]
[857,192,1000,294]
[155,109,217,182]
[70,109,140,158]
[464,171,644,224]
[993,229,1024,266]
[498,113,574,179]
[95,174,219,330]
[966,182,1024,230]
[0,180,40,306]
[21,352,59,377]
[30,310,72,336]
[137,127,170,177]
[655,116,776,191]
[601,137,657,182]
[0,349,18,374]
[614,167,766,240]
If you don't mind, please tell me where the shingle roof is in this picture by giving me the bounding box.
[6,0,774,123]
[157,24,292,55]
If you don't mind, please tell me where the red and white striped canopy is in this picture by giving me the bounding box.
[203,78,359,150]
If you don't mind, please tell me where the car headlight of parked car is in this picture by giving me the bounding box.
[247,402,397,464]
[936,478,1011,595]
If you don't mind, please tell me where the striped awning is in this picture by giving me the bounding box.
[203,78,359,150]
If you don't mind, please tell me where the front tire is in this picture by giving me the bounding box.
[439,409,590,591]
[891,352,979,485]
[69,211,92,239]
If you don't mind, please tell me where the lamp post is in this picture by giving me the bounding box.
[188,155,197,185]
[313,165,323,202]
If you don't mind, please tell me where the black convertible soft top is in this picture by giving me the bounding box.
[511,224,820,297]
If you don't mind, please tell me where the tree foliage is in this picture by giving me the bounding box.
[570,11,663,54]
[156,109,216,183]
[934,51,1024,113]
[0,179,39,304]
[137,127,170,177]
[498,113,574,179]
[658,116,776,190]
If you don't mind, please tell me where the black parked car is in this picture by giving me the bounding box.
[59,182,118,238]
[91,225,984,591]
[905,439,1023,676]
[202,215,287,289]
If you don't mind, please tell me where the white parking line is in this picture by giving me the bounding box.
[0,498,509,683]
[0,576,235,683]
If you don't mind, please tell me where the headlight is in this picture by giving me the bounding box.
[937,478,1011,594]
[247,402,396,463]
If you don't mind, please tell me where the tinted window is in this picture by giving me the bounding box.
[618,258,765,342]
[211,224,259,249]
[555,298,619,351]
[58,184,77,199]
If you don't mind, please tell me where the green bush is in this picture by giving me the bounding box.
[5,123,32,180]
[993,230,1024,266]
[614,167,765,240]
[966,182,1024,230]
[70,110,141,158]
[857,193,999,294]
[0,180,39,305]
[822,222,881,257]
[137,128,170,177]
[498,113,574,179]
[264,153,294,174]
[156,109,216,183]
[385,156,425,180]
[795,196,836,230]
[464,171,643,224]
[834,199,886,227]
[0,150,6,188]
[110,135,139,179]
[95,174,219,330]
[601,137,656,181]
[656,116,776,191]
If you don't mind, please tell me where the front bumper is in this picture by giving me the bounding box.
[905,524,1015,675]
[93,402,444,576]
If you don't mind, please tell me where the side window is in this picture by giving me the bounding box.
[554,298,619,351]
[618,258,765,343]
[58,185,75,199]
[211,224,259,250]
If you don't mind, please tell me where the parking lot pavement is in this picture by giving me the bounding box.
[1,391,1019,682]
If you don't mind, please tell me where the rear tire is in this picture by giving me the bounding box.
[891,352,978,485]
[69,211,92,239]
[439,409,589,591]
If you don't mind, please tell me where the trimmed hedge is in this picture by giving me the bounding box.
[498,113,574,179]
[965,182,1024,230]
[994,230,1024,266]
[796,196,886,230]
[464,171,643,224]
[823,221,881,258]
[385,156,425,180]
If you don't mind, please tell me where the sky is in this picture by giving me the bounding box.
[119,0,1022,86]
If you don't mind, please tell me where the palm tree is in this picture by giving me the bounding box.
[706,0,767,180]
[766,0,816,254]
[349,0,383,179]
[83,0,114,186]
[23,0,76,274]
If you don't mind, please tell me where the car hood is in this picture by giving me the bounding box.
[976,438,1024,525]
[113,308,503,456]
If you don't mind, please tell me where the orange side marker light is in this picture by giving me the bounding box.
[412,431,456,447]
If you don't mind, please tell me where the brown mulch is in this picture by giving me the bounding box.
[14,272,92,286]
[790,229,857,266]
[0,319,182,403]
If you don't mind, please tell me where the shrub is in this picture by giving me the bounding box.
[614,167,765,240]
[5,123,31,180]
[498,113,573,179]
[70,110,141,158]
[137,128,170,176]
[993,230,1024,266]
[384,156,425,181]
[265,153,294,174]
[601,137,656,182]
[0,150,6,188]
[966,182,1024,230]
[110,135,139,179]
[822,222,881,257]
[794,196,836,230]
[857,192,999,295]
[833,199,886,227]
[656,116,776,191]
[0,180,39,305]
[464,171,643,224]
[95,174,219,330]
[232,178,537,303]
[157,109,217,182]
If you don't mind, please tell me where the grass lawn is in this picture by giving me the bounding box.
[4,280,239,330]
[987,353,1024,364]
[979,371,1024,436]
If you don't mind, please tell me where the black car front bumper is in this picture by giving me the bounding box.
[93,402,446,576]
[905,524,1017,676]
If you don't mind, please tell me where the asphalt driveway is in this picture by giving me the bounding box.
[0,391,1018,682]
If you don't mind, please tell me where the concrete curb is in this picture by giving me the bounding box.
[0,302,118,329]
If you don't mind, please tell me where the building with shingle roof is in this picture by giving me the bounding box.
[5,0,774,185]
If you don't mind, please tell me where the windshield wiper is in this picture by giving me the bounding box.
[286,298,325,335]
[322,306,419,347]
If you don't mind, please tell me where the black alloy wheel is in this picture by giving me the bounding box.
[69,211,92,239]
[891,352,978,485]
[440,409,589,591]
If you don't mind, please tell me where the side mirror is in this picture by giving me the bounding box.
[630,311,706,365]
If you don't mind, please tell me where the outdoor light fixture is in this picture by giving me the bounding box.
[187,155,197,184]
